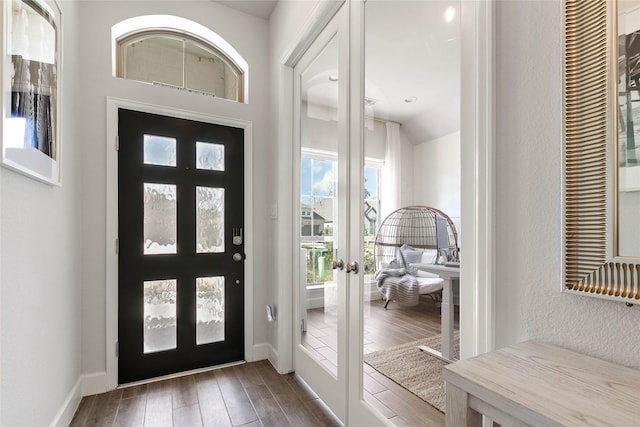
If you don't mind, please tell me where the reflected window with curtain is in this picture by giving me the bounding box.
[9,0,58,159]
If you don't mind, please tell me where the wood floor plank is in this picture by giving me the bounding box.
[256,367,320,427]
[114,395,146,427]
[85,389,123,427]
[300,398,343,427]
[363,390,396,419]
[375,389,442,427]
[283,373,318,401]
[121,383,148,400]
[215,367,259,426]
[171,375,198,409]
[144,393,173,427]
[69,395,97,427]
[363,371,388,395]
[244,384,291,426]
[233,362,264,388]
[315,345,338,366]
[147,378,173,398]
[173,403,203,427]
[195,371,233,427]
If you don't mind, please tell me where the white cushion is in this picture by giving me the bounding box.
[416,270,439,278]
[416,277,444,294]
[420,250,438,264]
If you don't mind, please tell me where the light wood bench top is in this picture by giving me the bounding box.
[442,340,640,426]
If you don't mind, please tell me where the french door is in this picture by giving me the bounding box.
[293,2,386,425]
[117,109,245,384]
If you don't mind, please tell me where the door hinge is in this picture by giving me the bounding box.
[301,318,307,333]
[115,341,119,358]
[116,135,120,151]
[115,238,119,254]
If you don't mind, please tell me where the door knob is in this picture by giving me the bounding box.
[332,259,344,270]
[346,261,359,274]
[232,252,244,262]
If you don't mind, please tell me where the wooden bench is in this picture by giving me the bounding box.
[442,340,640,426]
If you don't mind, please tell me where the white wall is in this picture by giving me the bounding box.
[269,0,327,372]
[76,1,271,378]
[0,1,82,425]
[413,131,461,220]
[495,0,640,368]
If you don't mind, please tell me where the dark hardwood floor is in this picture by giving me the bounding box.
[303,296,456,426]
[363,298,455,426]
[70,360,342,427]
[71,297,456,426]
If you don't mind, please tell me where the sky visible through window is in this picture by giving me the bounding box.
[301,157,378,201]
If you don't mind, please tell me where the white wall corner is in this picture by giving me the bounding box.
[266,342,291,374]
[49,378,82,427]
[250,342,271,362]
[81,371,109,397]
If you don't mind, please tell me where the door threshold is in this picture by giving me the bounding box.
[117,360,247,389]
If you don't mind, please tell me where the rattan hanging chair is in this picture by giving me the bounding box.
[373,206,459,270]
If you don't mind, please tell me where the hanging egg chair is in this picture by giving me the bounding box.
[373,206,459,271]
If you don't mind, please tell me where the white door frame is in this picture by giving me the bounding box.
[459,0,495,359]
[276,0,495,372]
[104,97,254,390]
[346,1,389,424]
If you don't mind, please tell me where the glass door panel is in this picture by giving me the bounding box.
[294,5,348,422]
[143,279,177,353]
[143,183,177,255]
[195,276,225,344]
[299,34,341,372]
[355,1,461,424]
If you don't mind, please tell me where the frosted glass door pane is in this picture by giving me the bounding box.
[196,186,224,253]
[144,183,177,254]
[144,279,177,353]
[196,277,225,344]
[144,135,176,167]
[196,142,224,171]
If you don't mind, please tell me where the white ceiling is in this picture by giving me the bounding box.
[364,1,460,142]
[218,0,460,143]
[215,0,277,20]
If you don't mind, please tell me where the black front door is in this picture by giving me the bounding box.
[117,109,244,384]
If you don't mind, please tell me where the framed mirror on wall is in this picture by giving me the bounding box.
[563,0,640,304]
[0,0,62,185]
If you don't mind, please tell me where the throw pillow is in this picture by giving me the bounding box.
[399,244,423,275]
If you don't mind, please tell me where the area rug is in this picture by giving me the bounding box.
[363,332,460,413]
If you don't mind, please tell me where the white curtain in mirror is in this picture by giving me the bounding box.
[381,121,401,219]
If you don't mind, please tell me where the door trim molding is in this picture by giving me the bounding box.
[460,0,495,358]
[105,97,254,390]
[274,0,346,374]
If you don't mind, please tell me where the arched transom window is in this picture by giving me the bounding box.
[113,15,247,103]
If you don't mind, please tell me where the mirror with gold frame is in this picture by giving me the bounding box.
[564,0,640,303]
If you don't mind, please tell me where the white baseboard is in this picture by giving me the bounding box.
[250,342,270,362]
[49,378,82,427]
[266,342,291,374]
[82,371,108,396]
